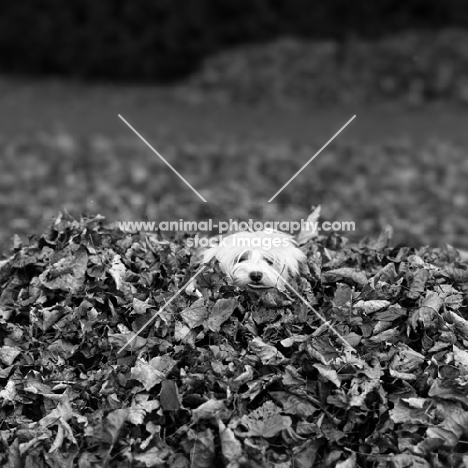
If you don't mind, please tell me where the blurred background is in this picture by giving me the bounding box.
[1,0,468,251]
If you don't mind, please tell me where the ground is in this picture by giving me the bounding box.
[2,74,468,466]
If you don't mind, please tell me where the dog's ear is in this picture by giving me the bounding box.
[292,248,307,265]
[295,249,307,263]
[290,249,308,275]
[203,246,218,264]
[294,249,311,277]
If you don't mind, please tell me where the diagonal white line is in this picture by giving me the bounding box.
[118,114,207,203]
[275,273,356,352]
[268,115,356,202]
[117,265,207,354]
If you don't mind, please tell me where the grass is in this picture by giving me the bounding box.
[2,75,468,144]
[1,75,468,252]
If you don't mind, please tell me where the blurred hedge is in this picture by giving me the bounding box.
[181,30,468,107]
[1,0,468,82]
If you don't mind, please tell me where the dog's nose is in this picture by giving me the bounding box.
[249,271,263,282]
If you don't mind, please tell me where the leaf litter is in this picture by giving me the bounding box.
[0,213,468,466]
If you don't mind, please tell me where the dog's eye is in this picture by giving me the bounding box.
[265,258,274,266]
[237,253,249,263]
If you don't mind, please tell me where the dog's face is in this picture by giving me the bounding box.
[203,231,306,291]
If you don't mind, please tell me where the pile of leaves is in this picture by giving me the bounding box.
[1,214,468,467]
[2,133,468,253]
[179,29,468,107]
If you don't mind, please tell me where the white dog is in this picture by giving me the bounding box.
[203,230,306,291]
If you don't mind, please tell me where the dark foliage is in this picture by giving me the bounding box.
[1,214,468,466]
[182,30,468,106]
[1,0,468,82]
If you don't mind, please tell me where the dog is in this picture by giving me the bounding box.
[202,230,306,291]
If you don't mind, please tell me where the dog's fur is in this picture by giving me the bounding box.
[203,230,306,291]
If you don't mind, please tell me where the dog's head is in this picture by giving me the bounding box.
[203,230,306,291]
